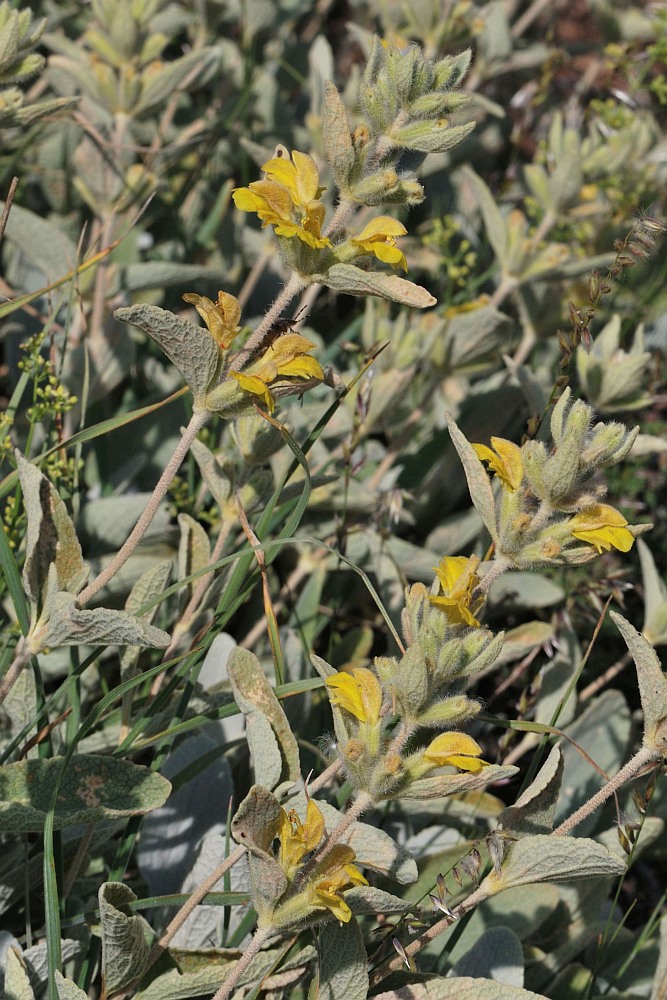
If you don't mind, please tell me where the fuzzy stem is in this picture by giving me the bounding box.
[290,790,373,894]
[210,926,272,1000]
[477,556,511,596]
[553,746,658,837]
[77,410,209,606]
[368,879,492,987]
[230,272,305,371]
[0,639,31,709]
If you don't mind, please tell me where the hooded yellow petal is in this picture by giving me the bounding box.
[473,437,524,492]
[325,667,382,724]
[354,216,408,241]
[229,371,275,412]
[570,504,635,553]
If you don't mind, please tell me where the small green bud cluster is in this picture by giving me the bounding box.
[322,38,475,208]
[522,388,637,509]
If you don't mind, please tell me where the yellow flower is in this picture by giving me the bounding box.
[229,333,324,413]
[325,667,383,724]
[569,503,635,554]
[232,150,332,250]
[429,555,482,627]
[350,216,408,271]
[473,437,524,492]
[422,732,489,773]
[182,290,241,349]
[278,800,325,880]
[310,844,368,923]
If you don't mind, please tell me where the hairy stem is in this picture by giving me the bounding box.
[0,639,31,709]
[211,927,272,1000]
[553,746,658,837]
[230,272,305,371]
[77,410,210,606]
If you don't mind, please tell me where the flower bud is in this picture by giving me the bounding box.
[349,169,400,205]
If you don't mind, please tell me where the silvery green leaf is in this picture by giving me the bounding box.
[390,119,475,154]
[322,79,355,188]
[445,413,498,542]
[17,453,87,612]
[0,754,171,831]
[321,264,436,308]
[29,592,170,654]
[189,437,232,508]
[177,513,210,604]
[461,166,508,263]
[115,304,220,408]
[499,746,563,836]
[54,971,88,999]
[121,559,173,678]
[488,572,564,611]
[99,882,151,997]
[227,647,300,793]
[610,612,667,756]
[451,925,524,987]
[403,765,518,800]
[374,978,551,999]
[345,886,414,916]
[231,785,287,919]
[317,920,368,1000]
[135,48,220,115]
[482,834,626,895]
[4,947,35,1000]
[638,538,667,646]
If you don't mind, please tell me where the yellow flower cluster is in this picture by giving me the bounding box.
[276,800,367,924]
[183,290,323,413]
[233,149,408,271]
[429,554,483,627]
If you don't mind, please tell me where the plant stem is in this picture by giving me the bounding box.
[230,272,305,371]
[211,926,271,1000]
[147,843,246,971]
[76,410,209,606]
[368,879,492,987]
[553,746,658,837]
[0,639,31,709]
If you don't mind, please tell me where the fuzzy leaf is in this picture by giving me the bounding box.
[345,886,414,916]
[374,979,550,999]
[321,264,436,308]
[403,764,518,800]
[499,746,563,836]
[17,453,87,612]
[99,882,151,997]
[461,166,508,263]
[638,539,667,645]
[651,912,667,1000]
[610,612,667,756]
[4,947,35,1000]
[451,926,524,987]
[135,48,220,115]
[189,437,232,508]
[28,592,170,654]
[444,413,498,541]
[322,80,355,188]
[0,755,171,831]
[114,304,220,408]
[55,971,89,1000]
[390,119,476,154]
[483,833,626,895]
[231,785,287,919]
[317,919,368,1000]
[177,513,210,604]
[227,647,300,793]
